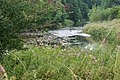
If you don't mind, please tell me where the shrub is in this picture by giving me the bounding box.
[83,19,120,44]
[0,0,33,56]
[0,0,65,57]
[63,19,74,27]
[34,0,65,29]
[88,6,118,22]
[114,6,120,18]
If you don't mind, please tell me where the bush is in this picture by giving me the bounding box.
[0,0,33,56]
[34,0,65,29]
[88,6,118,22]
[63,19,74,27]
[88,27,118,44]
[0,0,65,57]
[83,20,120,44]
[114,6,120,18]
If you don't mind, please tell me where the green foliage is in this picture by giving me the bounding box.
[88,0,120,22]
[33,0,65,29]
[101,0,120,8]
[0,0,33,55]
[62,0,120,24]
[88,6,118,22]
[65,0,83,26]
[83,20,120,45]
[79,1,89,19]
[63,0,93,25]
[87,27,118,44]
[83,0,101,9]
[117,10,120,18]
[1,45,120,80]
[63,19,74,27]
[113,6,120,18]
[0,0,65,56]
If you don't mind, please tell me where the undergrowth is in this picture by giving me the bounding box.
[83,19,120,45]
[1,45,120,80]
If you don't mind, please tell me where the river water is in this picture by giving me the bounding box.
[48,27,96,50]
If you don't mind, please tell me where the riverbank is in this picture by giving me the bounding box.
[22,27,93,50]
[83,19,120,45]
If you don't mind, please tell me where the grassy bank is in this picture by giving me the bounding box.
[1,45,120,80]
[83,19,120,45]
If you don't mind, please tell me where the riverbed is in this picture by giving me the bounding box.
[23,26,96,50]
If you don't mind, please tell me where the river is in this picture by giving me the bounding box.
[23,26,96,50]
[48,27,96,50]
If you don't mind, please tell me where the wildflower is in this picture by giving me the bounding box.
[0,65,8,80]
[89,55,96,60]
[0,65,5,72]
[89,55,97,64]
[117,46,120,49]
[32,50,35,53]
[10,76,16,80]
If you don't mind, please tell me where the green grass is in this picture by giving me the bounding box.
[84,19,120,33]
[1,45,120,80]
[83,19,120,45]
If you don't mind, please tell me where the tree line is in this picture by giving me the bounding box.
[62,0,120,25]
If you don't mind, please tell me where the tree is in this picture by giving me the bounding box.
[101,0,120,8]
[88,6,118,22]
[83,0,101,9]
[0,0,65,58]
[0,0,34,57]
[63,0,83,25]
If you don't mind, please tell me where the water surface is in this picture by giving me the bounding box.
[48,27,96,50]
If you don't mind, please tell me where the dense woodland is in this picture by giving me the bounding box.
[0,0,120,80]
